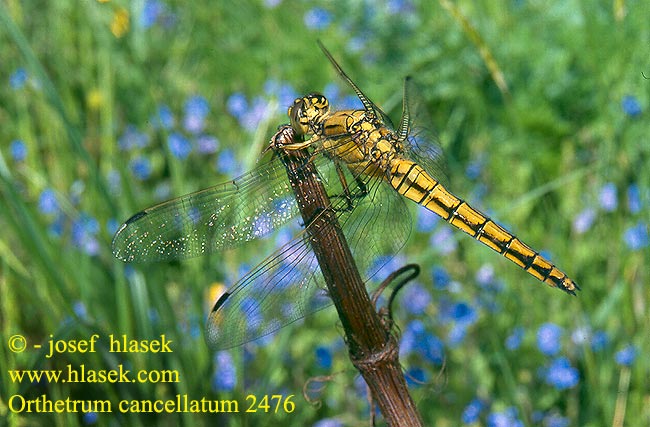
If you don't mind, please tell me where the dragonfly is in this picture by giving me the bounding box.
[112,43,579,350]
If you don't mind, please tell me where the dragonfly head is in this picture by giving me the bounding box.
[288,94,330,136]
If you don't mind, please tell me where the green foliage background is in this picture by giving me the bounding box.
[1,0,648,426]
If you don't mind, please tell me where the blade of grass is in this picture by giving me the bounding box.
[0,3,117,217]
[438,0,511,101]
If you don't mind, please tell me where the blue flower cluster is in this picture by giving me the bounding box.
[116,94,226,185]
[138,0,176,29]
[34,185,109,257]
[212,351,236,392]
[572,180,648,252]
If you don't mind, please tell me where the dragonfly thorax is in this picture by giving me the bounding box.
[288,93,330,136]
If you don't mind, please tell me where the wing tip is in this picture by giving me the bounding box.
[111,210,150,262]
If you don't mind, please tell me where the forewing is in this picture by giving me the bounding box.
[318,41,394,128]
[206,231,329,350]
[112,157,298,263]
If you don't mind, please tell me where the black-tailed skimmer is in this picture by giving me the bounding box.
[112,43,579,350]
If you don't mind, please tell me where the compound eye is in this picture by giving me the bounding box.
[288,94,331,136]
[288,98,310,135]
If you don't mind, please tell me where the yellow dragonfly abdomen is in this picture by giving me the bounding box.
[389,158,579,295]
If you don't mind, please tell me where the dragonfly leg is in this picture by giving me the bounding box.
[330,162,368,213]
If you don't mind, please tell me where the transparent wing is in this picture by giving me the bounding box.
[401,77,450,187]
[207,231,325,350]
[206,155,411,350]
[318,41,394,128]
[112,157,300,263]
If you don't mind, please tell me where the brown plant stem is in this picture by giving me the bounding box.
[272,125,422,427]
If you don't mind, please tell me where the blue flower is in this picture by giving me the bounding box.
[106,218,120,235]
[212,351,236,391]
[129,156,152,180]
[387,0,414,15]
[183,95,210,134]
[79,234,99,256]
[48,215,65,237]
[598,182,618,212]
[623,222,649,250]
[38,188,60,215]
[405,366,427,387]
[148,308,160,324]
[83,411,98,425]
[590,330,609,352]
[570,326,591,345]
[153,104,175,129]
[487,407,524,427]
[465,156,485,180]
[430,227,457,255]
[400,320,444,364]
[572,208,596,234]
[461,398,486,424]
[417,208,439,232]
[73,301,88,319]
[402,282,431,315]
[9,140,27,162]
[626,183,641,214]
[505,326,524,351]
[536,323,563,356]
[450,301,477,325]
[323,82,340,104]
[196,134,219,154]
[615,344,636,366]
[227,92,248,120]
[621,95,642,117]
[216,149,238,175]
[438,300,477,345]
[339,94,363,110]
[10,68,28,89]
[240,96,270,132]
[118,125,150,150]
[153,182,171,201]
[447,323,468,347]
[412,324,444,364]
[544,357,579,390]
[167,132,192,159]
[265,80,298,108]
[277,83,298,108]
[71,213,100,256]
[432,265,450,290]
[475,263,495,286]
[543,413,570,427]
[264,0,282,8]
[304,7,332,30]
[313,418,343,427]
[139,0,163,28]
[315,346,332,369]
[186,95,210,117]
